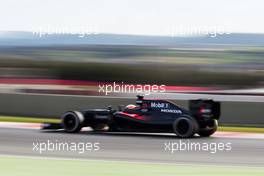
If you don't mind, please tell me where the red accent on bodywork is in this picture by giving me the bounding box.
[119,112,145,120]
[199,106,204,113]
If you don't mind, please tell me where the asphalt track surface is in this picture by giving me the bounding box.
[0,127,264,167]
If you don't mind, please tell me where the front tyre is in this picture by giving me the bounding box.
[61,111,84,133]
[198,120,218,137]
[173,116,198,138]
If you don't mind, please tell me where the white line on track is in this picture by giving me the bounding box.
[0,122,41,129]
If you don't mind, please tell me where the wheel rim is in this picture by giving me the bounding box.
[177,119,190,136]
[63,113,78,131]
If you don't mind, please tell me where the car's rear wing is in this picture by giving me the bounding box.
[189,99,221,120]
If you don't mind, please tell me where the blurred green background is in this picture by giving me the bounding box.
[0,44,263,88]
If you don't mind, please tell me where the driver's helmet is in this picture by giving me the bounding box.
[125,104,137,109]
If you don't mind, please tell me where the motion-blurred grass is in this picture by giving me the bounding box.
[1,156,263,176]
[0,116,59,123]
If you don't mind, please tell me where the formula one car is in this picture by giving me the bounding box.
[43,95,220,138]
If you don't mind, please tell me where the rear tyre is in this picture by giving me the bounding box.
[198,120,218,137]
[173,116,198,138]
[61,111,84,133]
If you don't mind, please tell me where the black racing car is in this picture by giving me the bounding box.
[43,95,220,138]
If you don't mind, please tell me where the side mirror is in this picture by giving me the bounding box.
[107,106,112,111]
[136,95,144,105]
[137,95,144,99]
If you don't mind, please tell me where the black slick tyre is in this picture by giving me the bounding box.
[198,120,218,137]
[173,116,198,138]
[61,111,84,133]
